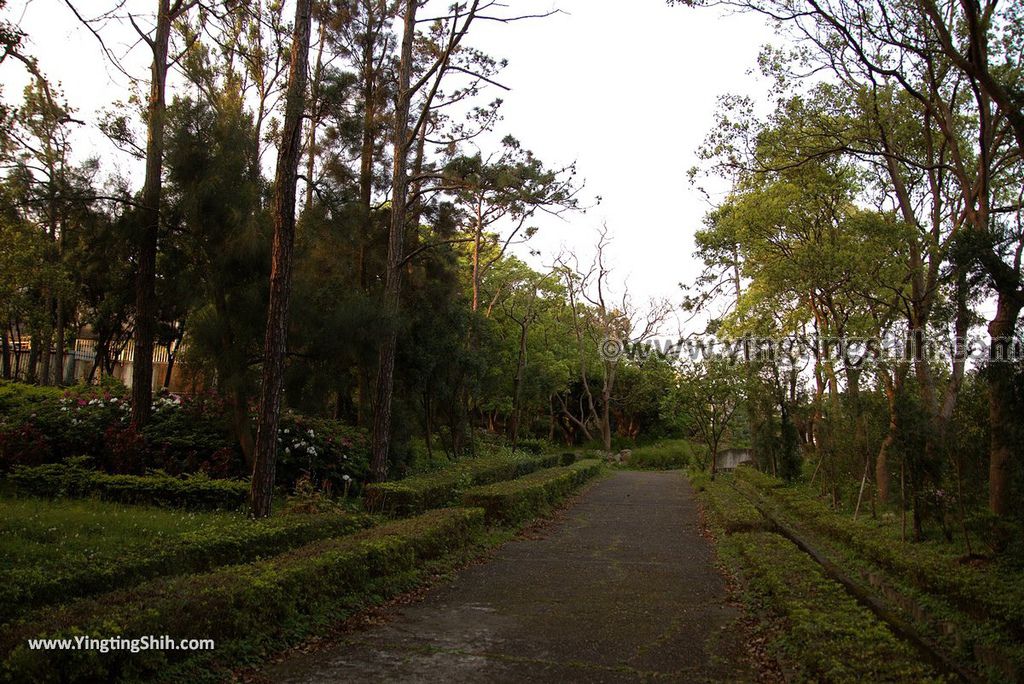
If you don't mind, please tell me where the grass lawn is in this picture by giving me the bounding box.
[1,496,255,574]
[0,494,370,622]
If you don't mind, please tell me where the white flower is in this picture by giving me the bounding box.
[284,447,291,454]
[110,398,118,403]
[342,474,352,482]
[307,429,314,437]
[284,429,290,435]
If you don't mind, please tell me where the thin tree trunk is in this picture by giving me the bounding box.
[370,0,417,482]
[131,0,174,426]
[249,0,313,519]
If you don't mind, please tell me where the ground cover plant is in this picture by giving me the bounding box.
[690,471,944,682]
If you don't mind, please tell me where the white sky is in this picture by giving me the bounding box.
[4,0,780,335]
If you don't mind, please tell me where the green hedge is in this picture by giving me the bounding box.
[1,507,485,682]
[462,459,602,524]
[9,462,250,510]
[1,511,372,624]
[363,452,562,516]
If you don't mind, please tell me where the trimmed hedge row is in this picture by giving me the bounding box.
[1,507,485,682]
[9,462,250,510]
[364,452,568,516]
[462,459,602,524]
[1,511,372,624]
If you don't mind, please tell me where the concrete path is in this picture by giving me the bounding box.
[263,471,753,683]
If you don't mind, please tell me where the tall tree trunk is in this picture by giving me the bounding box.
[38,298,53,387]
[27,326,40,384]
[988,292,1023,516]
[370,0,417,482]
[53,297,66,386]
[249,0,313,519]
[303,20,326,210]
[510,321,528,448]
[131,0,174,427]
[876,369,902,506]
[357,0,378,293]
[1,327,9,380]
[162,321,183,389]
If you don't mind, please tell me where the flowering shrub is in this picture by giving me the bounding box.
[0,423,50,471]
[275,413,370,493]
[0,381,368,494]
[142,390,242,477]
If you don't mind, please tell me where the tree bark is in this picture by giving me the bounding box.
[53,296,66,386]
[1,327,10,380]
[369,0,417,482]
[249,0,313,519]
[356,0,379,294]
[988,292,1023,516]
[131,0,174,426]
[510,320,528,448]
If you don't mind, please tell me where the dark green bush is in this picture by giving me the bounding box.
[9,461,250,510]
[0,508,485,682]
[363,452,561,516]
[0,510,371,623]
[512,439,550,455]
[626,440,702,470]
[462,459,603,524]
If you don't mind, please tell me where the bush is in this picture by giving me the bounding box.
[363,452,561,516]
[0,508,485,682]
[0,506,371,623]
[512,438,552,455]
[0,383,368,492]
[462,459,603,524]
[626,440,702,470]
[9,461,250,510]
[274,414,370,494]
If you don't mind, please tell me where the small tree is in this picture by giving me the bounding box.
[666,361,745,478]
